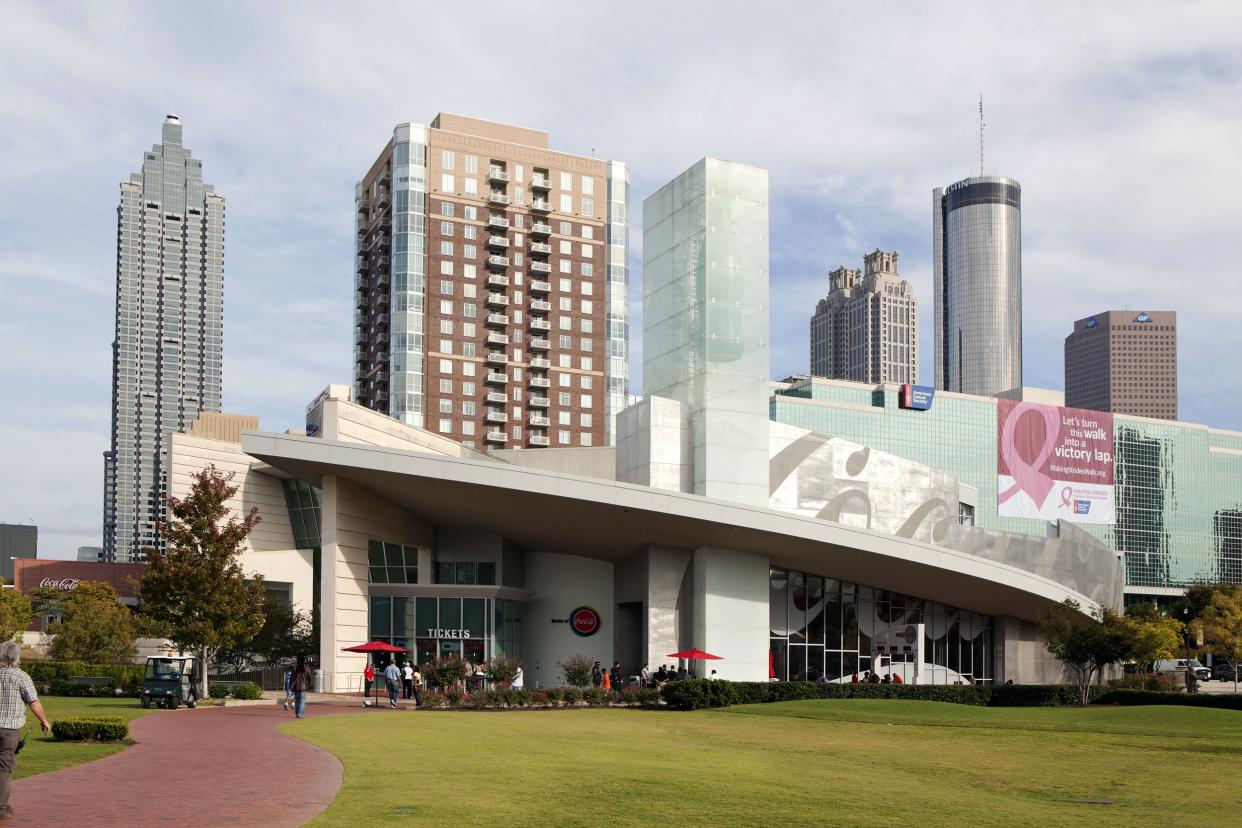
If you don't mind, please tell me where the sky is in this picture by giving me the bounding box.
[2,1,1241,559]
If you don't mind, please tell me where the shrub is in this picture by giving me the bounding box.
[1110,673,1181,693]
[558,654,594,688]
[544,687,565,705]
[430,657,470,690]
[26,661,144,693]
[466,689,496,709]
[989,684,1100,707]
[485,655,522,687]
[561,686,583,705]
[660,679,739,710]
[582,687,608,706]
[208,683,231,699]
[52,717,129,742]
[1097,689,1242,710]
[525,690,550,707]
[420,691,447,709]
[444,686,465,707]
[636,688,662,707]
[229,682,262,700]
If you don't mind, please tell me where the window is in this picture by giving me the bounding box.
[560,171,573,191]
[581,198,593,216]
[581,300,593,314]
[559,259,572,273]
[439,399,453,413]
[462,362,476,376]
[463,264,477,279]
[465,154,478,173]
[440,261,454,275]
[581,357,592,370]
[580,375,592,389]
[559,221,572,234]
[559,297,573,311]
[440,241,453,255]
[581,318,593,332]
[580,244,592,257]
[462,381,476,395]
[580,434,592,447]
[559,430,570,445]
[559,240,572,255]
[463,284,477,299]
[559,392,571,405]
[581,175,593,195]
[435,561,496,586]
[515,164,524,182]
[464,178,478,196]
[580,394,593,408]
[581,263,594,278]
[440,221,454,236]
[463,205,477,220]
[559,315,572,330]
[580,338,593,351]
[463,303,477,318]
[580,413,592,427]
[441,174,455,193]
[581,281,593,295]
[461,421,475,436]
[440,280,453,295]
[440,202,454,217]
[464,244,477,259]
[442,150,455,170]
[440,300,453,314]
[581,225,594,240]
[559,335,573,348]
[464,225,477,240]
[439,419,452,433]
[462,400,476,415]
[559,195,573,213]
[558,373,571,387]
[439,359,453,373]
[559,411,571,425]
[368,540,420,584]
[462,342,476,357]
[439,379,453,393]
[439,339,453,353]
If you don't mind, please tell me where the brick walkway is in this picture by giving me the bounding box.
[9,702,356,826]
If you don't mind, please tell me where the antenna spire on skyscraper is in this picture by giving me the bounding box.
[979,95,985,176]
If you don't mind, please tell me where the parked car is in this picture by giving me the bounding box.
[1153,658,1211,682]
[1211,662,1240,682]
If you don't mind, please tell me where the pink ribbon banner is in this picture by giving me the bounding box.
[996,400,1115,524]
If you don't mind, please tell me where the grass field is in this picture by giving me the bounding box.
[289,700,1242,827]
[14,696,156,780]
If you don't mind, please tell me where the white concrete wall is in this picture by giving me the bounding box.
[616,396,691,492]
[691,546,769,681]
[168,433,313,611]
[522,551,614,689]
[323,397,492,460]
[320,476,435,691]
[492,447,617,481]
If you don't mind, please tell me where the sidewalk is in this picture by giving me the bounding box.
[10,704,356,826]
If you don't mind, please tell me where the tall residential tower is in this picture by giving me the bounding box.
[932,176,1022,397]
[104,115,224,562]
[353,114,629,450]
[1065,310,1178,420]
[810,249,917,385]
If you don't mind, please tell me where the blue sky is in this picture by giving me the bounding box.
[2,1,1241,558]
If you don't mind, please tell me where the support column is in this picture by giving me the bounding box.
[691,546,769,681]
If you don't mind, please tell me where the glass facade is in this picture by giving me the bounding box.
[769,567,993,684]
[933,176,1022,398]
[642,158,770,505]
[368,540,420,584]
[106,116,224,562]
[280,479,321,549]
[604,161,630,445]
[772,379,1242,593]
[368,595,523,669]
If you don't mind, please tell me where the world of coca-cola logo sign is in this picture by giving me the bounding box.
[39,578,79,591]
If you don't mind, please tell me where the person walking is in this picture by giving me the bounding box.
[512,665,524,691]
[289,655,313,719]
[601,669,611,691]
[384,659,402,708]
[402,662,414,700]
[282,668,294,711]
[362,662,375,704]
[640,664,651,688]
[411,666,423,708]
[0,641,52,821]
[591,661,602,687]
[610,661,622,691]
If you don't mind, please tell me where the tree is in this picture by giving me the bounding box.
[485,655,521,687]
[558,654,594,688]
[1123,603,1183,673]
[0,586,32,643]
[1200,585,1242,695]
[137,465,267,699]
[430,656,470,690]
[30,581,136,663]
[1038,599,1131,704]
[215,598,317,675]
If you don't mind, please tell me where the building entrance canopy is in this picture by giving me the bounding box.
[244,432,1102,624]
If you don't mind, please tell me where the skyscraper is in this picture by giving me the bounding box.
[1065,310,1178,419]
[810,249,917,385]
[932,176,1022,397]
[353,114,628,450]
[642,157,770,506]
[104,115,224,562]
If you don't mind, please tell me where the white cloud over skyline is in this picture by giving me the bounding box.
[2,1,1240,557]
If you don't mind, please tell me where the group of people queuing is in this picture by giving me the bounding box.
[638,663,695,688]
[590,661,623,690]
[358,660,425,708]
[845,670,903,684]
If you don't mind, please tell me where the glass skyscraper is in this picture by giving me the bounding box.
[642,158,770,506]
[104,115,224,562]
[933,176,1022,397]
[771,378,1242,599]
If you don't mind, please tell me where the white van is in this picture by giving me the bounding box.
[1154,658,1211,681]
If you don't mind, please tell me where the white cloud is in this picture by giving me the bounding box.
[2,1,1241,555]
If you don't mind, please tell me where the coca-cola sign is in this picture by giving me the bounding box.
[39,578,79,591]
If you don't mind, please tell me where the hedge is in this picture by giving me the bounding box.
[660,680,1111,710]
[46,679,138,698]
[1097,689,1242,710]
[52,717,129,742]
[25,661,144,690]
[208,682,263,700]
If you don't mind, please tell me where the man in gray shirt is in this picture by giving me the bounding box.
[383,660,402,709]
[0,641,52,820]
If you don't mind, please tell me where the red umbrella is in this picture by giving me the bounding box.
[667,649,723,679]
[342,641,409,705]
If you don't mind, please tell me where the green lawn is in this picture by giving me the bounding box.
[14,696,157,780]
[289,700,1242,827]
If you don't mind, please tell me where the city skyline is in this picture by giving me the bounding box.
[3,2,1241,556]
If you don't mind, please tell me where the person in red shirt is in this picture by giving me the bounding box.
[363,663,376,706]
[893,673,904,684]
[601,669,612,690]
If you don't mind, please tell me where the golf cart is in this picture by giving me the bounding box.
[141,655,199,709]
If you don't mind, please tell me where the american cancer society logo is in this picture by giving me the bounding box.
[1073,500,1092,515]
